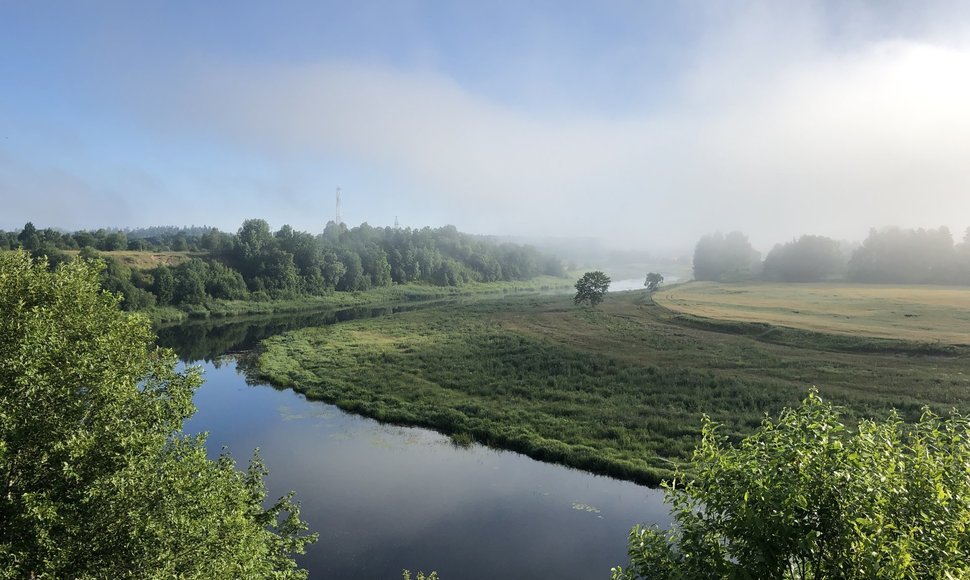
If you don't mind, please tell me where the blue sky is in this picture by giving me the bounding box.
[3,1,970,252]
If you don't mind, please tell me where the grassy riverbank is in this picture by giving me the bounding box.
[148,275,571,325]
[255,287,970,486]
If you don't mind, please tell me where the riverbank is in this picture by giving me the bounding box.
[254,289,970,486]
[148,275,572,325]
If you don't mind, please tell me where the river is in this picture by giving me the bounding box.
[159,302,671,579]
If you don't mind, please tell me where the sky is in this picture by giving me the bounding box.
[2,0,970,254]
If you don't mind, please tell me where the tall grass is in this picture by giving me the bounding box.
[255,291,970,486]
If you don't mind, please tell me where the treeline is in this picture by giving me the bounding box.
[0,222,216,253]
[693,226,970,285]
[2,220,565,310]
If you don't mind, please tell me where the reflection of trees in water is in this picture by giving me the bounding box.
[155,301,450,363]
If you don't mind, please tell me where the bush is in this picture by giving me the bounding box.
[613,390,970,579]
[0,251,316,577]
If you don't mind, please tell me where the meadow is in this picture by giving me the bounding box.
[655,282,970,344]
[256,285,970,485]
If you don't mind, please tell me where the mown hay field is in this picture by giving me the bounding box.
[654,282,970,345]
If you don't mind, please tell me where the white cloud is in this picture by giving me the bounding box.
[128,7,970,251]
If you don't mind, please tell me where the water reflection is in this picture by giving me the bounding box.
[185,360,670,579]
[168,301,671,578]
[156,301,451,362]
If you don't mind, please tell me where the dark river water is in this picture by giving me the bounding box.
[159,302,671,579]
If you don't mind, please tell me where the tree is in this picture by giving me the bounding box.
[612,391,970,579]
[206,261,248,300]
[692,231,760,282]
[152,264,176,305]
[237,218,275,263]
[574,271,610,307]
[0,251,316,577]
[763,235,846,282]
[17,222,39,252]
[848,226,956,284]
[101,231,127,251]
[337,249,367,291]
[173,258,209,305]
[644,272,664,291]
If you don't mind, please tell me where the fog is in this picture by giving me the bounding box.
[3,1,970,255]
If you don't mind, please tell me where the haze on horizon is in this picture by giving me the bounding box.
[2,1,970,256]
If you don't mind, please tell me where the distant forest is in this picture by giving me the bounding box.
[692,226,970,285]
[0,220,565,310]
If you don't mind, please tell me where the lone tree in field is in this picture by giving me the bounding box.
[574,271,610,307]
[0,251,316,578]
[644,272,664,291]
[612,391,970,579]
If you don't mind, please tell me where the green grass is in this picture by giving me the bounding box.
[255,290,970,486]
[147,276,572,325]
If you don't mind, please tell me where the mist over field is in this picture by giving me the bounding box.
[3,1,970,254]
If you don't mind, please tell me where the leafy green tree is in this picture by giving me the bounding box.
[237,218,275,263]
[0,231,15,250]
[692,231,761,282]
[205,261,248,300]
[171,235,189,252]
[200,227,231,253]
[73,230,97,249]
[337,250,367,291]
[98,255,155,311]
[848,226,956,284]
[126,238,150,251]
[362,243,393,287]
[101,231,128,251]
[574,271,610,307]
[644,272,664,291]
[151,264,176,305]
[255,248,302,295]
[612,391,970,579]
[173,258,209,305]
[0,251,315,578]
[433,259,464,287]
[17,222,39,252]
[763,235,846,282]
[321,250,347,290]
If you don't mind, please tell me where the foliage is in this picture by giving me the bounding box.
[574,271,611,307]
[0,251,315,578]
[149,275,572,325]
[255,291,970,486]
[848,226,959,284]
[2,220,566,311]
[692,231,761,282]
[763,235,846,282]
[644,272,664,291]
[612,391,970,579]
